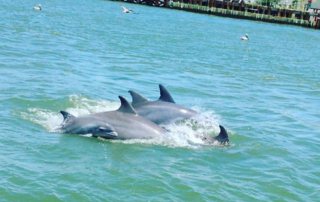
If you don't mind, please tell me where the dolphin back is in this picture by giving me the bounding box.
[117,96,137,114]
[128,90,148,107]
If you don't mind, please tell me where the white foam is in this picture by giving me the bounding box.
[160,110,222,148]
[20,95,120,132]
[20,108,62,132]
[66,95,119,116]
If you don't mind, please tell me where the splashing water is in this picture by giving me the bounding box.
[20,108,62,132]
[158,110,222,148]
[67,95,120,116]
[20,95,120,132]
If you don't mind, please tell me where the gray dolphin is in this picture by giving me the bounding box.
[128,84,197,125]
[60,96,166,140]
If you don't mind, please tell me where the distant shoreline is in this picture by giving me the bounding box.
[111,0,320,29]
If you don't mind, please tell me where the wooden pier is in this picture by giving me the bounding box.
[115,0,320,29]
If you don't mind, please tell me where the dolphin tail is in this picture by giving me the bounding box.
[214,125,229,144]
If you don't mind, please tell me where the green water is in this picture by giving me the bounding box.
[0,0,319,201]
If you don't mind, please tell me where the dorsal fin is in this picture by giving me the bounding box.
[60,111,75,122]
[215,125,229,144]
[158,84,175,103]
[128,90,148,106]
[117,96,137,114]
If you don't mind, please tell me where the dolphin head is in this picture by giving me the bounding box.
[65,120,118,139]
[60,111,118,139]
[89,122,118,139]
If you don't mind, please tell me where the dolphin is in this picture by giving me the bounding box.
[60,96,166,140]
[128,84,197,125]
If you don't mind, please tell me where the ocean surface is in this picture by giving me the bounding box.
[1,0,319,201]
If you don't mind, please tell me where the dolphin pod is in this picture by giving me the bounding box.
[59,85,229,145]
